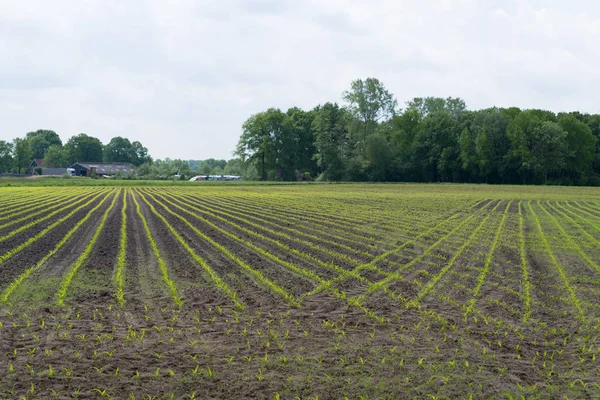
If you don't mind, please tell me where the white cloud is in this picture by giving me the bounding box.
[1,0,599,159]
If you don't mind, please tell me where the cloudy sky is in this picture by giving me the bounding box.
[1,1,599,160]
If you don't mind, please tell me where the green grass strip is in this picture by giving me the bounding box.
[130,192,183,307]
[527,201,584,320]
[114,189,128,306]
[1,189,115,303]
[0,189,109,267]
[56,190,121,306]
[141,191,299,307]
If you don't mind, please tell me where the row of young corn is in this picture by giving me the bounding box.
[0,189,110,267]
[2,186,599,326]
[0,189,99,243]
[0,188,82,222]
[1,189,117,303]
[176,189,438,249]
[0,189,91,232]
[143,190,507,322]
[179,188,460,244]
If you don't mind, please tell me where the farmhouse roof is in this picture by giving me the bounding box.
[70,162,135,174]
[33,158,44,166]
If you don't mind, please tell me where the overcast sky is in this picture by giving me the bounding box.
[1,1,599,160]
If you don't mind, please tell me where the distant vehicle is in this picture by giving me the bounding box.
[188,175,241,182]
[66,168,76,176]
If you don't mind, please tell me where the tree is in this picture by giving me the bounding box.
[65,134,103,164]
[342,78,398,153]
[365,133,393,181]
[531,121,568,183]
[312,103,351,181]
[44,145,69,168]
[13,138,33,174]
[286,107,318,176]
[406,97,467,118]
[131,141,152,166]
[25,130,62,159]
[459,128,478,180]
[469,110,509,183]
[224,158,243,176]
[0,140,13,173]
[412,112,460,182]
[236,109,296,180]
[104,137,134,163]
[558,114,595,183]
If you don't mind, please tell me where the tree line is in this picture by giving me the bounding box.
[0,131,153,174]
[0,130,241,179]
[236,78,600,185]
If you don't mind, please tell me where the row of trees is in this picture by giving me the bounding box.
[0,130,153,174]
[236,78,600,185]
[136,158,242,180]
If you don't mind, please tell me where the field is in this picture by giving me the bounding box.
[1,184,600,399]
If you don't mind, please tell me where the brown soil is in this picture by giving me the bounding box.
[0,189,598,399]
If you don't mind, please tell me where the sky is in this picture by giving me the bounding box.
[1,0,599,160]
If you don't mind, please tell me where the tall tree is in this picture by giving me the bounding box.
[558,114,595,183]
[131,141,152,166]
[13,138,33,174]
[25,130,62,159]
[236,110,278,180]
[44,145,69,168]
[0,140,13,173]
[286,107,318,176]
[342,78,397,153]
[104,137,134,163]
[505,110,555,184]
[365,133,393,181]
[406,97,467,119]
[312,103,351,181]
[459,127,478,181]
[412,112,460,182]
[531,121,568,184]
[65,133,103,164]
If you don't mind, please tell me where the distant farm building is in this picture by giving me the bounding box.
[27,159,68,176]
[69,162,135,177]
[27,158,47,174]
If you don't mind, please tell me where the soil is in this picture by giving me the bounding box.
[0,188,599,399]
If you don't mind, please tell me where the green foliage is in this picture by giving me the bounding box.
[235,78,600,186]
[342,77,398,153]
[25,129,62,159]
[312,103,350,181]
[65,133,104,164]
[104,137,152,166]
[0,140,13,173]
[405,96,466,118]
[12,137,33,174]
[236,108,318,181]
[44,145,69,168]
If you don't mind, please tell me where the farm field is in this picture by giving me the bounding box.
[1,184,600,399]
